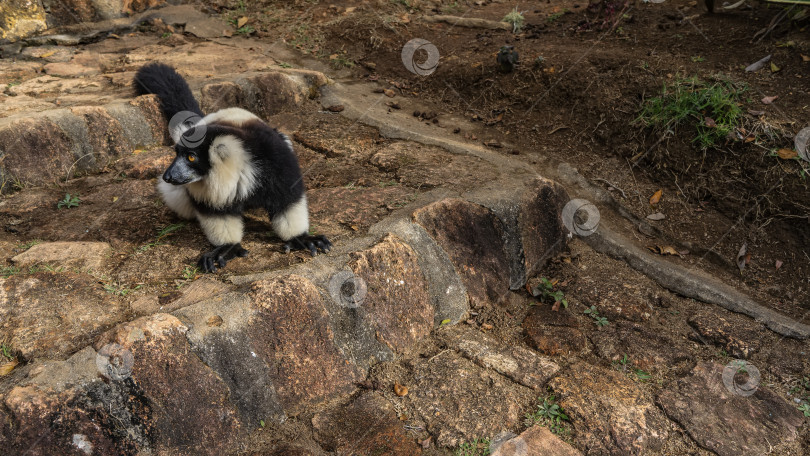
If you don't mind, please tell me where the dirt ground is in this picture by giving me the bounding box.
[213,0,810,453]
[2,0,810,454]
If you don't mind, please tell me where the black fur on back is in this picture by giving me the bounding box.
[182,120,306,218]
[133,63,203,120]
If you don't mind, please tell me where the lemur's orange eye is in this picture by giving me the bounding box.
[187,154,196,162]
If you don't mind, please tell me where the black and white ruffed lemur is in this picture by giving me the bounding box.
[133,63,331,273]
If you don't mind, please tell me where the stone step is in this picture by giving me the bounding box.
[0,173,569,454]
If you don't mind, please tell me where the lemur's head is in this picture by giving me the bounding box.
[163,125,211,185]
[163,125,247,186]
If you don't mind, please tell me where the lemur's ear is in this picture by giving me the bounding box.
[214,142,229,160]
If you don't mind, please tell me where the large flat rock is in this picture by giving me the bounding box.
[247,275,362,415]
[657,361,804,456]
[407,351,534,447]
[491,426,582,456]
[0,272,127,359]
[11,241,111,271]
[99,313,243,455]
[347,234,434,355]
[441,325,559,390]
[312,391,421,455]
[549,362,669,455]
[413,198,510,309]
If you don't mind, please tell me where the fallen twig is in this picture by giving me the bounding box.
[594,178,627,199]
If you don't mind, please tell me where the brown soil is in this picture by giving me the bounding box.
[208,0,810,453]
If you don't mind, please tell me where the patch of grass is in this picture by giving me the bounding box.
[0,266,20,278]
[177,266,200,289]
[332,57,354,69]
[614,354,652,382]
[503,7,526,33]
[0,342,13,360]
[524,394,571,437]
[799,403,810,417]
[161,32,172,39]
[548,9,568,23]
[442,1,463,13]
[584,305,609,327]
[279,62,292,68]
[531,277,568,309]
[287,24,324,55]
[28,264,64,274]
[17,240,42,250]
[182,266,199,280]
[455,437,491,456]
[138,222,187,252]
[57,193,80,209]
[104,282,141,297]
[637,76,747,150]
[237,25,255,35]
[691,55,705,63]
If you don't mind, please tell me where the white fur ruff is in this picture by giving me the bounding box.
[186,134,258,210]
[158,180,195,219]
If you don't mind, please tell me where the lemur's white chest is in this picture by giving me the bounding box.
[186,134,259,209]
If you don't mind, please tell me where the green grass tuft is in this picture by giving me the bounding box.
[637,76,747,150]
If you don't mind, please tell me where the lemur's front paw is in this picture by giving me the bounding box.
[198,243,249,273]
[284,234,332,256]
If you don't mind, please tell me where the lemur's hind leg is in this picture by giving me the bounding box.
[197,213,249,272]
[272,196,331,256]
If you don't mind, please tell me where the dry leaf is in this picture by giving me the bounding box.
[775,259,783,270]
[660,246,679,255]
[762,95,778,104]
[647,212,666,221]
[394,382,409,397]
[736,243,747,273]
[384,89,396,98]
[420,437,432,449]
[40,50,56,58]
[649,189,663,206]
[237,16,249,28]
[647,245,680,256]
[704,117,717,128]
[770,62,781,73]
[776,148,798,159]
[0,358,18,376]
[802,54,810,62]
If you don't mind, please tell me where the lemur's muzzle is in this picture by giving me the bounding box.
[163,158,197,185]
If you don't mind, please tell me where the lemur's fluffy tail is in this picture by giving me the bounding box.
[133,63,203,121]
